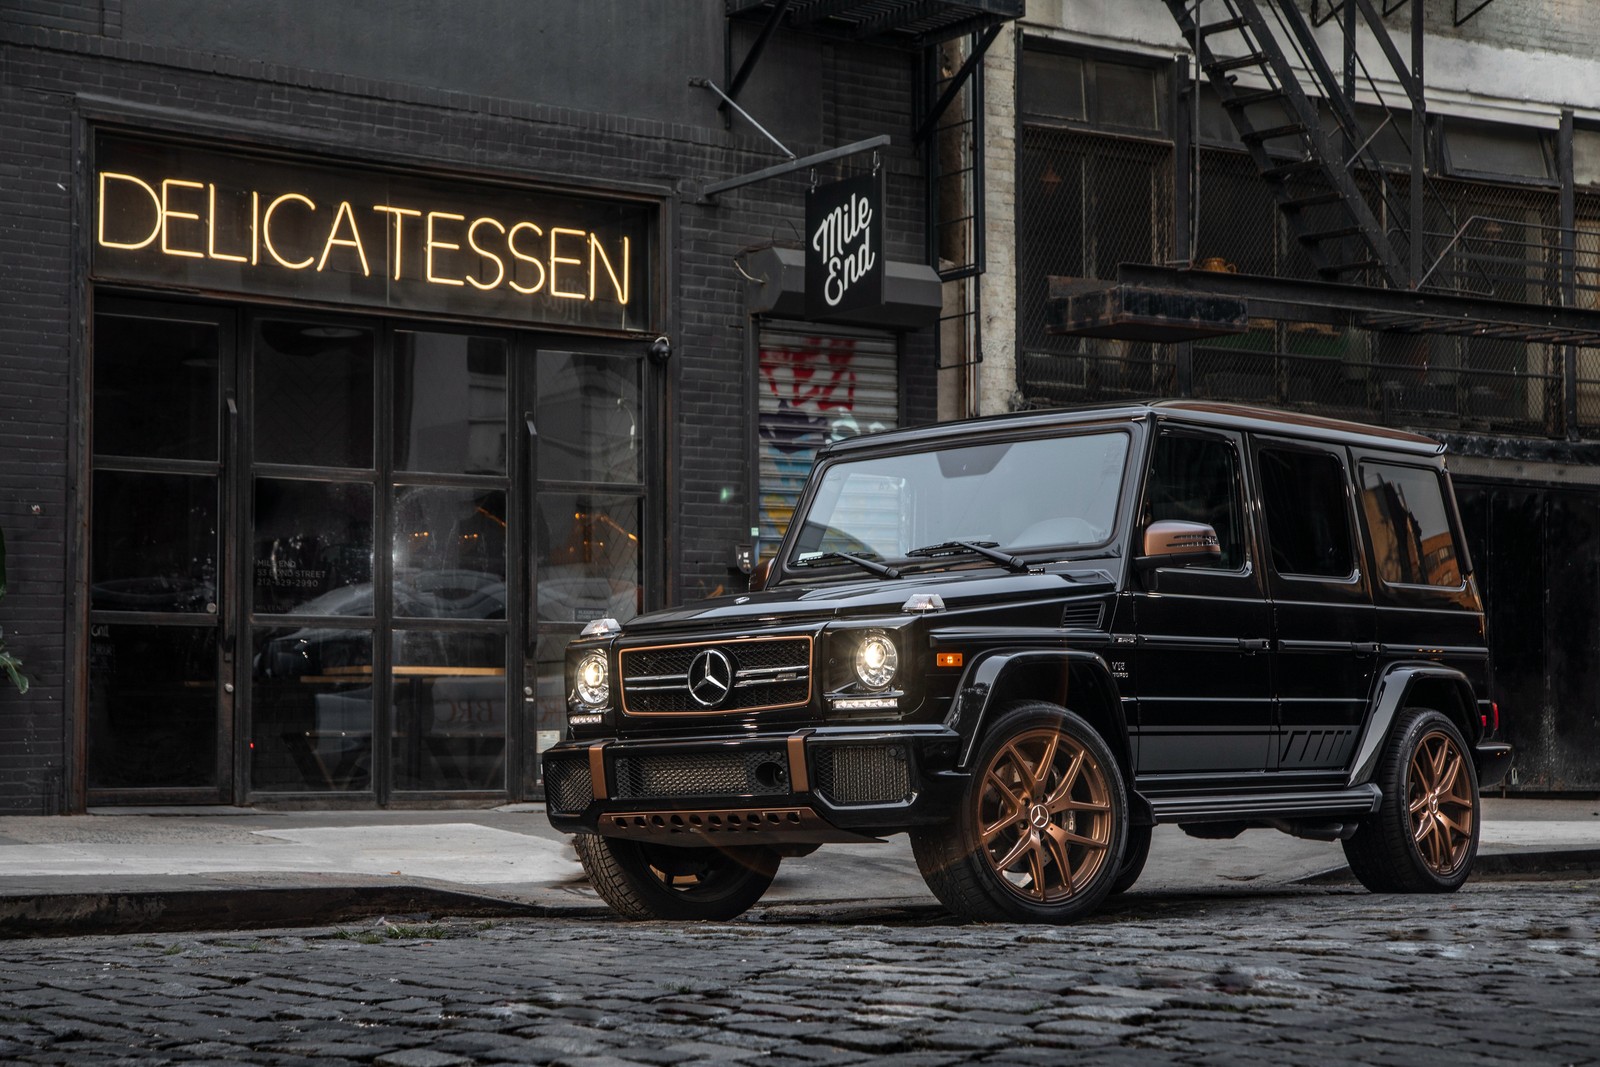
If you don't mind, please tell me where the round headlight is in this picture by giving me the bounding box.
[575,651,609,707]
[854,631,899,690]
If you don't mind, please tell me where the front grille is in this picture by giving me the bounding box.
[543,755,593,814]
[813,744,912,805]
[613,748,790,800]
[620,636,812,714]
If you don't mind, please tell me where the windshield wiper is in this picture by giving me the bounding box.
[904,540,1033,574]
[791,551,902,579]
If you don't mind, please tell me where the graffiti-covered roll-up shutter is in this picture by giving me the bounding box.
[757,322,899,553]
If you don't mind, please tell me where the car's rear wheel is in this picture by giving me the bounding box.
[1342,707,1479,893]
[912,702,1127,923]
[574,834,780,920]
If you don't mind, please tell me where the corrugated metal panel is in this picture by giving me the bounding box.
[757,323,899,552]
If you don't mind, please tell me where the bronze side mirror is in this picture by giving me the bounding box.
[1136,520,1222,572]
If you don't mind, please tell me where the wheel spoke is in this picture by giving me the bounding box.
[985,765,1026,811]
[981,808,1022,846]
[993,831,1032,873]
[1408,791,1431,815]
[1026,838,1048,898]
[1044,749,1086,809]
[1049,823,1108,850]
[1030,732,1061,794]
[1049,796,1112,816]
[1042,824,1076,896]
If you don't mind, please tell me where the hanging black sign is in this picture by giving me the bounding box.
[804,170,884,320]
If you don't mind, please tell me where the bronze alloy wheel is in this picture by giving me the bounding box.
[1342,706,1481,894]
[976,726,1115,903]
[1407,727,1476,877]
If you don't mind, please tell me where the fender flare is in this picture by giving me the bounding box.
[943,648,1133,781]
[1346,663,1478,788]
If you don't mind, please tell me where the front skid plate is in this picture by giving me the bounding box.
[598,806,883,846]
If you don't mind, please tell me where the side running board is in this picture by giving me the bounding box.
[1148,784,1382,824]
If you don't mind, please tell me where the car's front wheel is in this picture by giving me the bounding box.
[912,702,1127,923]
[1342,707,1480,893]
[574,835,780,920]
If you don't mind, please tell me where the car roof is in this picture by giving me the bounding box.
[820,399,1445,459]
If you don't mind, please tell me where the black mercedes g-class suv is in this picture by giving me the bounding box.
[542,401,1512,923]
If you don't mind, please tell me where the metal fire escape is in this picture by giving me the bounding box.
[1162,0,1428,289]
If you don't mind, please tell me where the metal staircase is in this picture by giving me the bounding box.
[1163,0,1420,289]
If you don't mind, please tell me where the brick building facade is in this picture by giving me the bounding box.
[0,2,953,812]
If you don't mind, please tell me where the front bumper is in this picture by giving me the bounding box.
[541,725,963,846]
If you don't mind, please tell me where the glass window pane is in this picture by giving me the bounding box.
[1145,435,1245,570]
[536,492,641,625]
[92,471,218,613]
[536,351,642,483]
[93,315,219,461]
[394,332,508,475]
[1259,449,1354,578]
[1361,464,1462,587]
[253,319,374,468]
[1094,61,1160,131]
[87,624,216,789]
[392,486,508,619]
[1445,119,1553,181]
[392,629,505,791]
[530,632,571,794]
[1021,50,1085,122]
[251,625,373,792]
[253,478,373,615]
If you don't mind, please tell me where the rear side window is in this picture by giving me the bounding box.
[1360,463,1462,587]
[1258,447,1354,578]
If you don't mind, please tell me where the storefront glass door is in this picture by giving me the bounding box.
[88,299,645,804]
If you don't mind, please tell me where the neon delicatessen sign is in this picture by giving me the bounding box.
[93,135,654,330]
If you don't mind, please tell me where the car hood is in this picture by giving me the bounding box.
[616,565,1117,635]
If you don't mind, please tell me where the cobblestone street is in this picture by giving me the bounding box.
[0,881,1596,1066]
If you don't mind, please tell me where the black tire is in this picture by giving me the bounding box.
[911,702,1128,924]
[1109,824,1152,895]
[574,834,780,921]
[1342,707,1480,893]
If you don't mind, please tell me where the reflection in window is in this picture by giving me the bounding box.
[1144,435,1245,569]
[536,493,641,624]
[251,626,373,792]
[92,471,218,614]
[87,624,217,789]
[253,479,374,615]
[530,633,570,794]
[793,432,1129,562]
[254,320,374,469]
[392,487,507,619]
[1362,464,1461,587]
[1259,449,1354,578]
[394,332,508,475]
[94,315,219,461]
[392,629,505,791]
[536,352,641,483]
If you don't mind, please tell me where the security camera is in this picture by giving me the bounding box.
[648,336,672,364]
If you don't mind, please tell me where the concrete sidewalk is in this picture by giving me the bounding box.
[1,797,1597,936]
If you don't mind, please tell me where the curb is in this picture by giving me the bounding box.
[0,885,609,940]
[1293,848,1600,886]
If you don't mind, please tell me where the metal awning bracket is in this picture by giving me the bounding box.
[692,133,892,203]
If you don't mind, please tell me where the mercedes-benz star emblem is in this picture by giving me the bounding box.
[687,648,735,708]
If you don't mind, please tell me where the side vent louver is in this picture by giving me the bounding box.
[1061,603,1104,629]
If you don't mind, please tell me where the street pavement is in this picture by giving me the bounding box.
[0,799,1597,1064]
[0,879,1597,1065]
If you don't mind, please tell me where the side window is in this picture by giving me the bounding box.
[1258,447,1354,578]
[1144,434,1245,569]
[1360,463,1462,587]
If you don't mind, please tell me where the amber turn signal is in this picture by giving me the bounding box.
[936,652,963,668]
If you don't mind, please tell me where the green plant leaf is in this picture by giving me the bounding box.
[0,649,27,696]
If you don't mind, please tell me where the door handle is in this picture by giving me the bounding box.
[1352,641,1379,655]
[1240,638,1269,652]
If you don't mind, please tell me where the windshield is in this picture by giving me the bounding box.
[788,430,1131,568]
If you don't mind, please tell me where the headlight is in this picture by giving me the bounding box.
[575,651,609,707]
[854,631,899,690]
